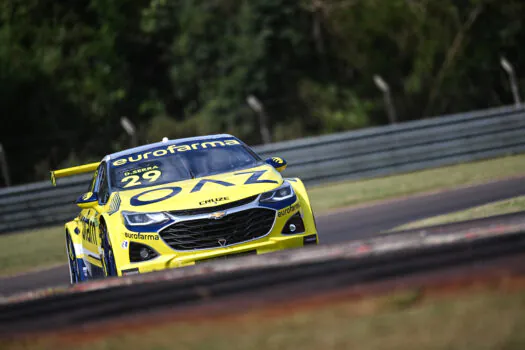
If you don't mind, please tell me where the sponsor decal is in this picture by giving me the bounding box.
[130,186,182,206]
[129,170,276,206]
[235,170,278,185]
[191,179,234,193]
[112,139,241,167]
[199,197,229,206]
[82,217,99,244]
[278,203,300,217]
[125,232,160,241]
[121,240,129,249]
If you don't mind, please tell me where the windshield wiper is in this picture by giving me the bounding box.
[180,157,196,179]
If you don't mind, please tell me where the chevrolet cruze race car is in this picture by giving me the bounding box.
[51,134,319,283]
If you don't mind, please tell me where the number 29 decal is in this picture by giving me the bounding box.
[121,170,161,188]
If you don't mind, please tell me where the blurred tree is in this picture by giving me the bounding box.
[1,0,525,184]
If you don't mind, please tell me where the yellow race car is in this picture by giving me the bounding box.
[51,134,319,283]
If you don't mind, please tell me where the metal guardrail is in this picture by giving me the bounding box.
[1,104,525,233]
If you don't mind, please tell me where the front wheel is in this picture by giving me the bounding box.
[100,221,118,277]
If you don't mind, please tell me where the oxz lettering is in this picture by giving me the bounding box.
[130,170,279,206]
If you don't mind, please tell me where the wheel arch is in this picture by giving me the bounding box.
[99,213,118,247]
[99,213,126,275]
[288,178,317,233]
[64,221,87,283]
[65,221,83,258]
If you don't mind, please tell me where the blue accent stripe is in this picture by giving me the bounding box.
[124,219,175,233]
[76,259,89,281]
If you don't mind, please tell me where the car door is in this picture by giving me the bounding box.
[80,163,108,276]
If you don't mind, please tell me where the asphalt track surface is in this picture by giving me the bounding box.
[1,176,525,297]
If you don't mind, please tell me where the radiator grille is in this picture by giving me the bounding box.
[159,208,275,250]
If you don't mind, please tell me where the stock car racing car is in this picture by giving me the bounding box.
[51,134,319,283]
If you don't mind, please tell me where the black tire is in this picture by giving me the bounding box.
[65,232,80,284]
[100,221,118,277]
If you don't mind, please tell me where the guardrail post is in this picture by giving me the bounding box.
[373,75,397,124]
[500,57,522,107]
[247,95,272,144]
[120,116,138,147]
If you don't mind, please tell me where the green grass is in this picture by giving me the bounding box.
[2,153,525,277]
[390,195,525,231]
[0,226,64,277]
[308,153,525,214]
[5,288,525,350]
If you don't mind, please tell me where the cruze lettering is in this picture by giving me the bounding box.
[199,197,229,206]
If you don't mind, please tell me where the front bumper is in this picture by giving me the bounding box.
[115,189,319,276]
[120,232,318,275]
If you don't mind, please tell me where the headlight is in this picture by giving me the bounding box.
[122,211,170,226]
[259,182,294,202]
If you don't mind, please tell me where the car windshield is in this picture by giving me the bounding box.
[109,138,262,190]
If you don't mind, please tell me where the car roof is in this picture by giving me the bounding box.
[104,134,239,161]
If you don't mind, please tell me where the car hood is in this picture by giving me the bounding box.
[116,164,283,212]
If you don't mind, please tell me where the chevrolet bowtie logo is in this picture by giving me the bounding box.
[209,211,226,220]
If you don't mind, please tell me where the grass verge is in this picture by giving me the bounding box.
[5,287,525,350]
[1,153,525,277]
[0,227,65,277]
[309,153,525,214]
[390,195,525,231]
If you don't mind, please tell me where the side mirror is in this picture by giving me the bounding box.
[265,157,287,173]
[76,192,99,209]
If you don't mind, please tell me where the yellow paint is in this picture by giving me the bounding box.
[50,162,99,186]
[59,158,317,280]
